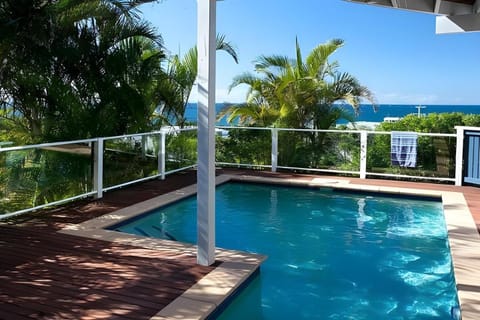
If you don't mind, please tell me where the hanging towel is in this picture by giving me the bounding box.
[391,131,418,168]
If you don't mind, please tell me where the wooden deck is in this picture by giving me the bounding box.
[0,226,215,320]
[1,169,479,319]
[0,170,213,320]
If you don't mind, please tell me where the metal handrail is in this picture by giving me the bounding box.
[0,126,471,219]
[371,131,456,137]
[0,191,97,220]
[0,138,97,153]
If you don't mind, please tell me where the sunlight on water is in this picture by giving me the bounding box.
[398,271,442,286]
[112,183,460,320]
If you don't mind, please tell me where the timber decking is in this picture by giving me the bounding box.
[0,170,210,320]
[0,225,215,320]
[1,169,479,319]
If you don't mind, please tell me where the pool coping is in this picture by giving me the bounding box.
[60,174,480,319]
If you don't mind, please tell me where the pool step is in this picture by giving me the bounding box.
[133,226,177,241]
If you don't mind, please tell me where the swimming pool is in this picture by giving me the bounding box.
[110,182,460,319]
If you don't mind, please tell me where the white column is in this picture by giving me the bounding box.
[196,0,216,266]
[455,126,465,186]
[93,138,104,198]
[360,131,368,179]
[158,131,166,180]
[271,128,278,172]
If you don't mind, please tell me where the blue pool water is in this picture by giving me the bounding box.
[111,182,460,319]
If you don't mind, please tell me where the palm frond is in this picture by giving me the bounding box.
[216,34,238,63]
[255,55,292,72]
[229,72,260,91]
[306,39,343,78]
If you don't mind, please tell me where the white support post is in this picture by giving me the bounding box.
[360,131,368,179]
[158,131,166,180]
[93,138,104,198]
[271,128,278,172]
[455,126,465,186]
[196,0,216,266]
[141,135,147,160]
[434,0,442,13]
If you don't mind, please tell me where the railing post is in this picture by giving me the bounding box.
[93,138,104,199]
[158,131,166,180]
[271,128,278,172]
[455,126,465,186]
[360,131,368,179]
[141,135,147,160]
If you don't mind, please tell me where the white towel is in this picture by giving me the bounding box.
[391,131,417,168]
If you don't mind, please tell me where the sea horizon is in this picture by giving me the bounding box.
[184,103,480,125]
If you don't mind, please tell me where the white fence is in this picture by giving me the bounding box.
[0,126,470,219]
[216,126,457,182]
[0,128,197,219]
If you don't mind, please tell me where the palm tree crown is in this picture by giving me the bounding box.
[219,38,375,129]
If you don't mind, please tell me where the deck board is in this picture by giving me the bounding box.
[0,232,213,319]
[1,169,479,319]
[1,179,215,320]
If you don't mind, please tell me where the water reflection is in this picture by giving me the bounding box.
[356,198,372,229]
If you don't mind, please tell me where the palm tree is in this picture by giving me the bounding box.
[49,0,165,139]
[155,34,238,128]
[220,38,375,129]
[0,0,164,141]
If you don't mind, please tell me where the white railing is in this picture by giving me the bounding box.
[0,138,98,220]
[98,127,198,196]
[0,127,197,219]
[216,126,458,182]
[0,125,471,219]
[365,131,456,182]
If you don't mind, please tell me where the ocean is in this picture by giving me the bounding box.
[184,103,480,126]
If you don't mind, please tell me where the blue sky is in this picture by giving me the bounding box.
[140,0,480,105]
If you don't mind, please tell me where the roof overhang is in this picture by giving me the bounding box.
[345,0,480,33]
